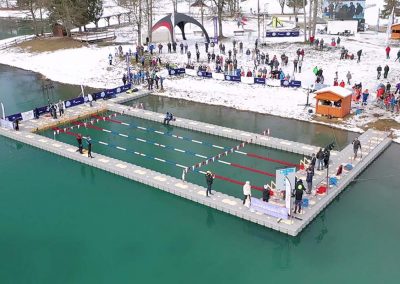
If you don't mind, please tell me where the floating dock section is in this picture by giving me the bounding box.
[0,90,391,236]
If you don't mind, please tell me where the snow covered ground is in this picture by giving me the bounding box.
[1,0,399,143]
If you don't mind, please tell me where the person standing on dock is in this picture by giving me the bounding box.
[316,148,324,171]
[205,171,214,197]
[306,167,314,194]
[77,134,83,154]
[310,153,316,170]
[262,185,271,202]
[86,136,93,158]
[57,100,64,117]
[242,181,251,206]
[293,180,304,214]
[352,137,362,159]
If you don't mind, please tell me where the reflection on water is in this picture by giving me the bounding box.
[0,64,99,115]
[131,95,357,149]
[0,18,50,40]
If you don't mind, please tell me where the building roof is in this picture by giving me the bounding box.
[392,23,400,27]
[314,86,352,98]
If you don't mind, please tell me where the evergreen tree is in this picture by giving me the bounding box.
[47,0,87,36]
[87,0,103,28]
[381,0,400,18]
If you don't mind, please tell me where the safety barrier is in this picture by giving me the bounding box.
[5,83,132,122]
[180,68,302,88]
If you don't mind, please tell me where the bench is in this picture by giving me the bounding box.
[233,30,245,36]
[193,30,203,36]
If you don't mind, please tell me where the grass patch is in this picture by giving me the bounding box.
[366,119,400,132]
[17,37,86,52]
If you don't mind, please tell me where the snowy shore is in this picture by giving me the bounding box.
[1,0,399,143]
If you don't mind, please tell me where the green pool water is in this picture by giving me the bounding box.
[41,112,303,199]
[0,66,399,283]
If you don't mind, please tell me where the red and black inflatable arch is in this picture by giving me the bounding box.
[152,12,210,43]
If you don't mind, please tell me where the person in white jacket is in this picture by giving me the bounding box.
[242,181,251,205]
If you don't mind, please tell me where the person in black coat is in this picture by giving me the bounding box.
[384,65,390,79]
[310,153,316,170]
[323,148,330,169]
[262,185,271,202]
[293,179,304,214]
[205,171,214,197]
[377,65,382,79]
[316,148,324,171]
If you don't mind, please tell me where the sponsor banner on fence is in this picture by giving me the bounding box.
[197,71,212,78]
[266,31,300,37]
[21,110,34,121]
[6,113,22,122]
[250,197,289,219]
[241,76,254,84]
[0,118,14,129]
[64,96,85,108]
[254,77,266,84]
[281,80,302,88]
[168,68,186,75]
[224,75,241,82]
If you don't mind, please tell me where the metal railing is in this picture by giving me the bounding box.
[72,31,116,43]
[0,34,36,50]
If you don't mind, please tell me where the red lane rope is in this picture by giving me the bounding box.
[53,126,267,192]
[72,121,104,131]
[247,153,301,168]
[92,114,122,124]
[93,114,300,169]
[53,127,79,137]
[230,163,275,177]
[214,174,264,191]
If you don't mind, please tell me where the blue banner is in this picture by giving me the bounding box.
[281,80,302,88]
[5,83,136,121]
[6,113,22,121]
[254,77,266,84]
[36,106,49,115]
[168,68,185,75]
[224,75,241,82]
[197,71,212,78]
[266,30,300,37]
[64,96,84,108]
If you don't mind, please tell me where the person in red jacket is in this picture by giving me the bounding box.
[339,80,345,87]
[386,46,391,59]
[333,78,338,86]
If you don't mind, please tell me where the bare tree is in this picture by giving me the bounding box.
[115,0,143,44]
[212,0,226,39]
[17,0,47,35]
[311,0,318,37]
[278,0,285,14]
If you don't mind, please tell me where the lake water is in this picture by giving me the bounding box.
[0,24,399,283]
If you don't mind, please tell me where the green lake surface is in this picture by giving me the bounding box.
[0,62,399,282]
